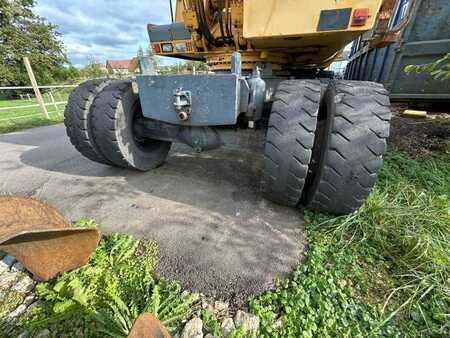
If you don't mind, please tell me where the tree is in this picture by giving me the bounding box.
[65,65,81,81]
[52,65,81,83]
[0,0,67,88]
[158,61,209,74]
[189,61,209,73]
[405,53,450,81]
[79,56,106,79]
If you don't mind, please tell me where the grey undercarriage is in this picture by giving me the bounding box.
[64,52,392,215]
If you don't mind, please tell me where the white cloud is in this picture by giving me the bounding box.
[34,0,176,66]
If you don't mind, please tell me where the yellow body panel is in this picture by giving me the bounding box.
[243,0,382,38]
[160,0,385,70]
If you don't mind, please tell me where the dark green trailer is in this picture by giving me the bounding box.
[345,0,450,101]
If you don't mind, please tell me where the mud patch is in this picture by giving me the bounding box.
[388,107,450,158]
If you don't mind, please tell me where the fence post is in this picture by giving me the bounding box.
[23,57,49,119]
[49,90,59,114]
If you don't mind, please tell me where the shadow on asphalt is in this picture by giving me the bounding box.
[1,125,306,308]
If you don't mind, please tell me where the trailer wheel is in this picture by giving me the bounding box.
[91,80,171,171]
[64,79,111,165]
[303,80,392,215]
[262,80,322,207]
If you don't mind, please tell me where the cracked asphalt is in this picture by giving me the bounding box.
[0,124,306,307]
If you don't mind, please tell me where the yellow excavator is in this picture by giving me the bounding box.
[63,0,404,215]
[3,2,408,335]
[155,0,399,71]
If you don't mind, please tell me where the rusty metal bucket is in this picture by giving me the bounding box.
[127,313,170,338]
[0,196,101,281]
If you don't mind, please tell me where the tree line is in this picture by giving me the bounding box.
[0,0,68,87]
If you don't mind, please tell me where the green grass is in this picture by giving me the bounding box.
[0,90,70,133]
[201,308,222,336]
[1,151,448,337]
[250,152,450,337]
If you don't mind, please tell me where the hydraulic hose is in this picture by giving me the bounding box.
[195,0,220,46]
[169,0,174,22]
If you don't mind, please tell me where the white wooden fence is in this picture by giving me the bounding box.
[0,57,77,122]
[0,86,75,121]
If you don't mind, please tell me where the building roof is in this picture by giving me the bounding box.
[106,58,139,71]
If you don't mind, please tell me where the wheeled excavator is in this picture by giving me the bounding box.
[64,0,406,215]
[1,2,408,333]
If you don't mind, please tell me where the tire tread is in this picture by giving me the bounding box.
[64,79,111,164]
[306,80,392,214]
[262,80,321,207]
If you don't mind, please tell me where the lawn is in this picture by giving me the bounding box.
[0,90,71,133]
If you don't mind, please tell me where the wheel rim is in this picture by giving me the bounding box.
[130,101,166,153]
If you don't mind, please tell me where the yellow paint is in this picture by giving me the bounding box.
[402,110,428,118]
[166,0,384,70]
[243,0,382,38]
[175,0,185,22]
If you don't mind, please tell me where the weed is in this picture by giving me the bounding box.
[379,152,450,196]
[250,228,400,337]
[0,290,24,319]
[201,308,222,336]
[227,325,251,338]
[73,218,99,229]
[12,232,193,337]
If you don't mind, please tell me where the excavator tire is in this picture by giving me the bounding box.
[262,80,322,207]
[91,80,171,171]
[64,79,111,165]
[303,80,392,215]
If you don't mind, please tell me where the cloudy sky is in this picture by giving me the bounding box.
[35,0,175,67]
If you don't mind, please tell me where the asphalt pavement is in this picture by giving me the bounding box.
[0,124,306,307]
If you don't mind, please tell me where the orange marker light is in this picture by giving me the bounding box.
[352,8,370,26]
[153,44,161,54]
